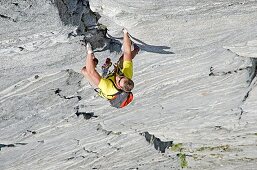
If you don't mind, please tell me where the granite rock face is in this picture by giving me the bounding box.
[1,0,257,169]
[55,0,110,50]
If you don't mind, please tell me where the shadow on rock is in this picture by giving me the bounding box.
[130,35,175,54]
[140,132,173,153]
[54,0,109,50]
[106,33,174,55]
[55,0,174,55]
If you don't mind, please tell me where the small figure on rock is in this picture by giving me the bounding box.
[81,29,140,108]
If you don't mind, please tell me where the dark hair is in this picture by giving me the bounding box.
[122,78,134,92]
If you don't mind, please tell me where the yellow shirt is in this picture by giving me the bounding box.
[98,60,133,99]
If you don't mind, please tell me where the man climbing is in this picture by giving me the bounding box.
[81,29,139,108]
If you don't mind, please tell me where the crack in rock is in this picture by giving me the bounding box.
[27,130,37,134]
[65,69,83,86]
[247,58,257,85]
[11,2,19,6]
[107,142,121,151]
[140,132,173,153]
[228,2,246,7]
[0,14,16,22]
[238,107,244,121]
[74,106,97,119]
[54,0,110,50]
[96,124,122,136]
[53,70,83,101]
[54,88,82,101]
[73,138,80,145]
[0,143,28,151]
[232,107,247,124]
[242,90,250,103]
[210,57,257,104]
[0,144,15,151]
[242,58,257,103]
[209,66,250,77]
[67,155,87,160]
[67,147,99,161]
[14,143,28,146]
[83,147,98,154]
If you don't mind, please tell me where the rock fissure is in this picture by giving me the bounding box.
[140,132,173,153]
[74,106,97,119]
[247,58,257,85]
[0,143,28,151]
[54,88,82,101]
[238,107,244,122]
[241,58,257,104]
[54,0,110,50]
[0,14,16,22]
[209,66,251,77]
[96,124,122,136]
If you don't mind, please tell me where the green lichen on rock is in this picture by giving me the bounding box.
[197,145,230,152]
[177,153,188,169]
[170,143,188,168]
[170,143,183,152]
[210,153,224,159]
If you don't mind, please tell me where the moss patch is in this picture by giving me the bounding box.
[170,143,183,152]
[210,153,224,159]
[197,145,230,152]
[170,143,188,168]
[177,153,188,169]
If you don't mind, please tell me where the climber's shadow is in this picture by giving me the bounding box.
[107,33,175,55]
